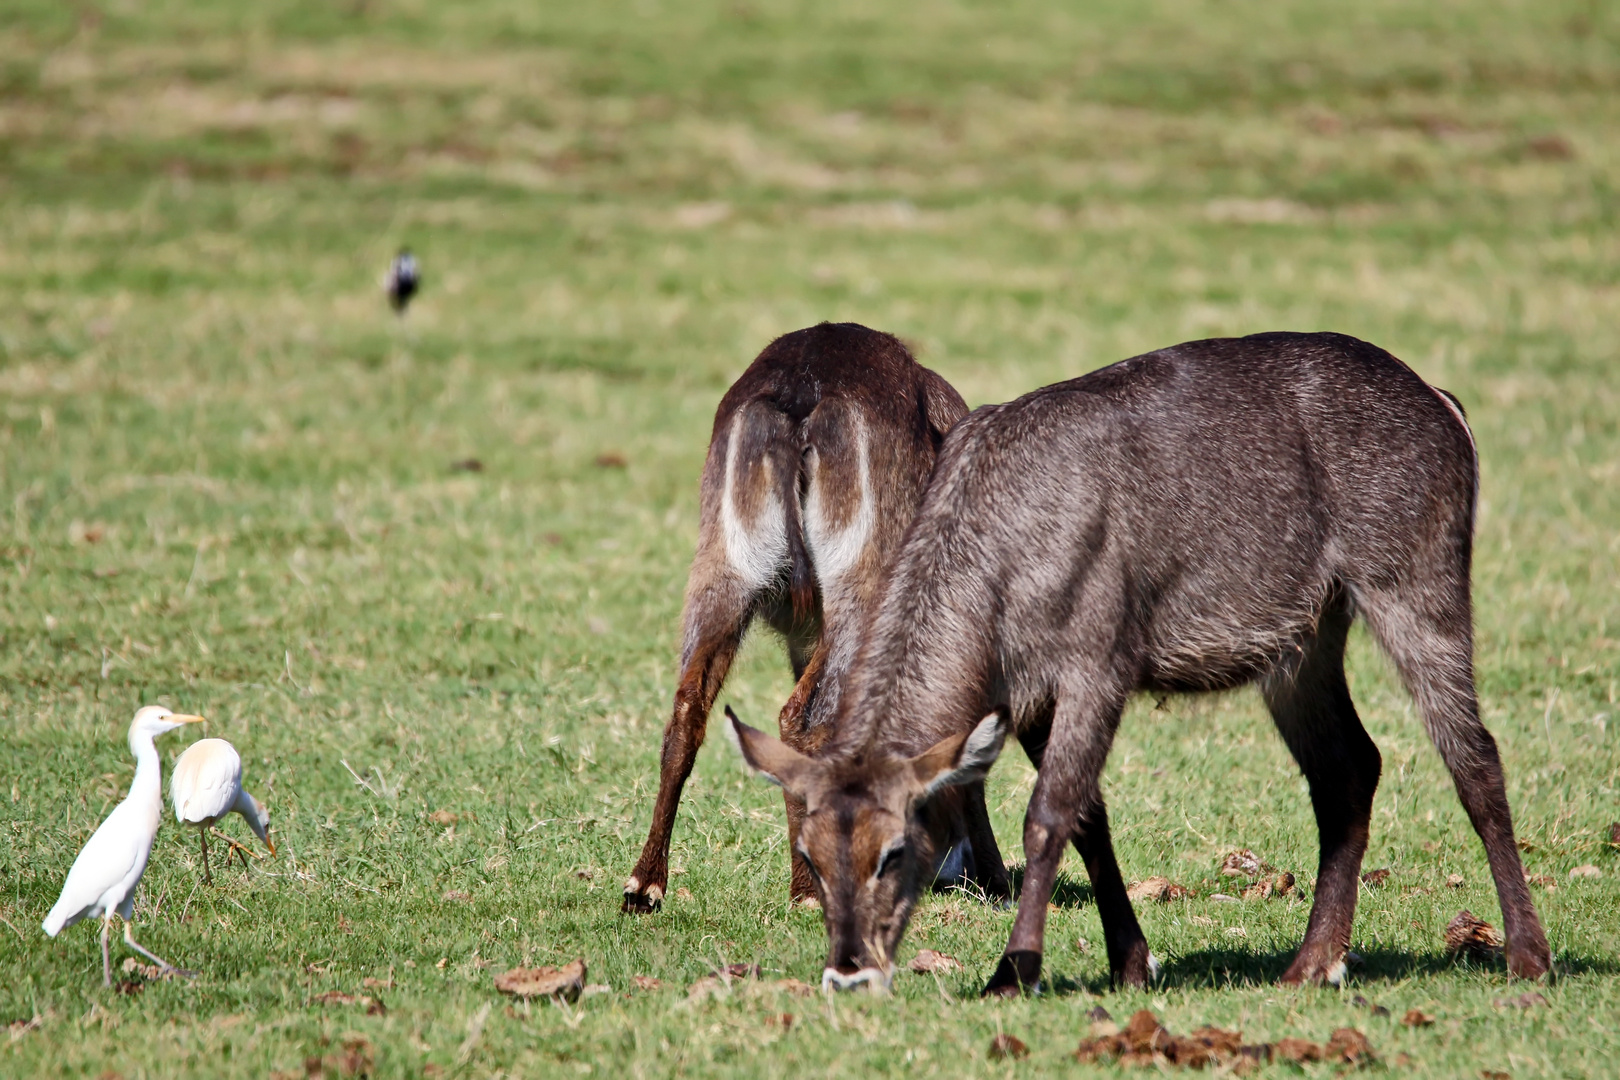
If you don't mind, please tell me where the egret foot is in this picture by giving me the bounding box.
[115,916,195,984]
[210,827,265,870]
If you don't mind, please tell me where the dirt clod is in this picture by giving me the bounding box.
[1242,871,1296,900]
[493,958,586,1003]
[1444,910,1504,959]
[1126,876,1192,902]
[1220,849,1269,877]
[908,949,962,973]
[1327,1028,1373,1064]
[1401,1009,1435,1028]
[1493,992,1549,1010]
[1074,1009,1364,1071]
[1360,868,1391,888]
[989,1033,1029,1060]
[632,975,662,991]
[1525,134,1574,160]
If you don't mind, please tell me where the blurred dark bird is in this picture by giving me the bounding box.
[386,248,419,313]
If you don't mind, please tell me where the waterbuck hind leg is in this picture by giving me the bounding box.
[623,591,749,915]
[961,780,1012,903]
[1360,588,1552,979]
[1261,597,1380,985]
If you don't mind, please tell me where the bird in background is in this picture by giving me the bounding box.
[43,706,205,986]
[386,247,419,313]
[171,738,274,884]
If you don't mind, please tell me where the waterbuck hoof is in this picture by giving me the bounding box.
[981,951,1042,998]
[1277,950,1345,987]
[1507,942,1552,981]
[1115,949,1155,989]
[620,880,664,915]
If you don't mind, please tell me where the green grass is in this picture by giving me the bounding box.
[2,0,1618,1075]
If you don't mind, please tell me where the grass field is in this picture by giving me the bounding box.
[2,0,1618,1075]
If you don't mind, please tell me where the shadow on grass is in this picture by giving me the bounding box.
[1040,947,1620,996]
[1000,866,1094,908]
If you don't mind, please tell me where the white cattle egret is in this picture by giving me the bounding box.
[170,737,274,884]
[43,705,205,985]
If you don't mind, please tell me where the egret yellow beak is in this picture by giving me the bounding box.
[266,836,278,857]
[172,715,207,724]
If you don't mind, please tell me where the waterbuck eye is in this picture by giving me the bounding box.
[877,844,906,878]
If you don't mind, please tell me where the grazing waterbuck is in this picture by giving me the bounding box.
[623,322,1010,914]
[727,331,1552,994]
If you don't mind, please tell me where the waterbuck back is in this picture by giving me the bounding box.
[728,331,1549,993]
[623,322,1008,913]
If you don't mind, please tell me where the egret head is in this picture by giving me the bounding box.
[129,705,205,750]
[245,794,275,855]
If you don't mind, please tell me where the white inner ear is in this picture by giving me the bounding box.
[960,713,1006,768]
[724,714,784,787]
[922,713,1007,797]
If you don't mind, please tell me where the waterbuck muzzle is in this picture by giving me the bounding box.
[724,707,1008,990]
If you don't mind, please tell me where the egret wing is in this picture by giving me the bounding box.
[171,738,242,823]
[44,800,148,933]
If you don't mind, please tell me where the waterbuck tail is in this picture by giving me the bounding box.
[777,437,816,626]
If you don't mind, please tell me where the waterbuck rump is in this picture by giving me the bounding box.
[623,322,1011,915]
[727,331,1551,994]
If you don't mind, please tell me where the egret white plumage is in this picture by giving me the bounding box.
[43,705,205,986]
[170,737,274,884]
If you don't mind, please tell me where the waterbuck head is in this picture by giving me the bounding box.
[723,706,1006,992]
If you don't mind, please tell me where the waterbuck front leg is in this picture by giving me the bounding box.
[1000,711,1148,991]
[1261,597,1380,985]
[623,598,748,915]
[985,682,1130,997]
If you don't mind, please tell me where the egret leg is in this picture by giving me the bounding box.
[101,916,112,988]
[200,828,212,886]
[210,827,264,869]
[120,916,190,977]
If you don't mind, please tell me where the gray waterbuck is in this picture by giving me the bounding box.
[727,331,1552,995]
[623,322,1010,914]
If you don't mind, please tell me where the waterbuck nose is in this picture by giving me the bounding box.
[821,966,891,993]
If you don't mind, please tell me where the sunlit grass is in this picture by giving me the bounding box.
[1,0,1617,1076]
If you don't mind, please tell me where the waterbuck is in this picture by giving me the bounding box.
[623,322,1011,914]
[727,331,1552,994]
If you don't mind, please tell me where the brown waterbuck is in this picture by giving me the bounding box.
[726,331,1552,994]
[623,322,1011,914]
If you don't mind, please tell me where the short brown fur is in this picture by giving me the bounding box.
[623,323,1009,913]
[729,332,1551,993]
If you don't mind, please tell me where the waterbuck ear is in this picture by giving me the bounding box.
[724,706,815,794]
[908,713,1007,798]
